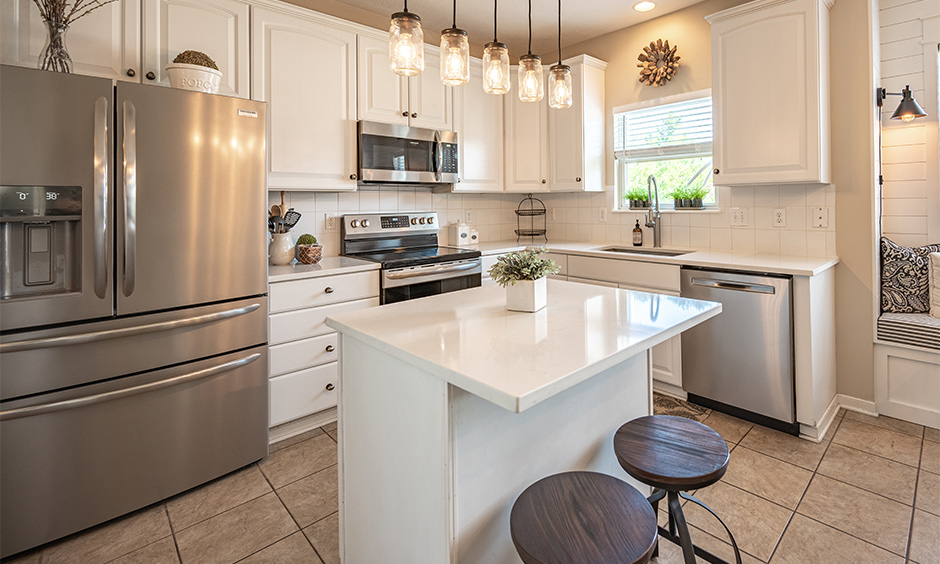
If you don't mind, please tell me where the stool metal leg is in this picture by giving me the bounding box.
[647,489,667,558]
[667,491,697,564]
[679,491,743,564]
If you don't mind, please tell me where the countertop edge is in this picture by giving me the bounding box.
[268,259,380,283]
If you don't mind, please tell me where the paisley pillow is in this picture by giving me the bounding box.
[881,238,940,313]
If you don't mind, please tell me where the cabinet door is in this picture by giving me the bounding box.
[710,0,827,185]
[357,34,408,125]
[0,0,140,81]
[408,46,453,130]
[453,58,504,192]
[142,0,249,98]
[504,68,549,193]
[548,62,584,191]
[252,7,357,190]
[619,283,682,387]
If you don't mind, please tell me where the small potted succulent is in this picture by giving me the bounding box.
[625,186,650,209]
[295,233,323,264]
[166,50,222,93]
[488,249,560,312]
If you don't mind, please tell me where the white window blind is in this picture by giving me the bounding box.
[614,97,712,161]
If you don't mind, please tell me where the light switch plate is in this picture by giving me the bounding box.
[599,207,607,223]
[773,208,787,227]
[465,210,474,224]
[731,207,748,226]
[813,207,829,228]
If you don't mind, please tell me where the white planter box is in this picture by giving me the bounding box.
[506,277,547,312]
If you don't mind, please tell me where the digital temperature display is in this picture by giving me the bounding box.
[0,186,82,217]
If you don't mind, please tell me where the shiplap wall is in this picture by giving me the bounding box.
[879,0,939,247]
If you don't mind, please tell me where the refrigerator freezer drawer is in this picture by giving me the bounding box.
[0,346,268,559]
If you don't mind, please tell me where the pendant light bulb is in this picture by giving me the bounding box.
[548,0,572,109]
[440,0,469,86]
[389,5,424,77]
[482,0,510,94]
[518,0,543,102]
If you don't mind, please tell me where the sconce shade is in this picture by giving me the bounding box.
[440,28,470,86]
[548,63,572,109]
[483,42,510,94]
[891,86,927,122]
[518,54,544,102]
[389,11,424,77]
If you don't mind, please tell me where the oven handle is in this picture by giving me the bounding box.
[0,353,261,421]
[385,260,480,280]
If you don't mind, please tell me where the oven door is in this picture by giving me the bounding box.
[358,121,439,183]
[382,258,482,304]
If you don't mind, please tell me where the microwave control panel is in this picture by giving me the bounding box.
[440,143,458,174]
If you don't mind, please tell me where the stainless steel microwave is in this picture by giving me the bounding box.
[358,121,458,184]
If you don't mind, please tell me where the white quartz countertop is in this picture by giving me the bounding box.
[326,280,721,413]
[473,240,839,277]
[268,256,379,283]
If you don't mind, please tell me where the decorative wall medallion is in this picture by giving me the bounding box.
[637,39,679,87]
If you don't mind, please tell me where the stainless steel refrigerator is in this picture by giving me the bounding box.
[0,65,269,558]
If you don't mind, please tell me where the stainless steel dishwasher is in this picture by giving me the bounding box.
[680,268,797,435]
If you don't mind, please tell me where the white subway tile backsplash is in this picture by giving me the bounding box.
[786,207,807,231]
[778,185,806,207]
[689,213,711,228]
[690,227,710,248]
[672,226,691,248]
[359,190,380,211]
[754,186,779,207]
[397,190,416,211]
[337,191,359,210]
[754,207,774,229]
[592,225,606,242]
[780,231,807,256]
[379,191,398,211]
[754,229,780,254]
[315,192,338,212]
[731,186,755,208]
[805,185,827,206]
[731,229,755,252]
[806,231,827,257]
[710,228,732,250]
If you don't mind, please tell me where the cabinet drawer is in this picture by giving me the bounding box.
[567,256,679,291]
[543,252,568,275]
[269,270,379,313]
[270,333,337,377]
[269,297,378,345]
[269,363,337,426]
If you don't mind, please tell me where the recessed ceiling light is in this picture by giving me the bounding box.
[633,1,656,11]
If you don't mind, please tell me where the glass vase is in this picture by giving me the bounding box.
[39,18,72,73]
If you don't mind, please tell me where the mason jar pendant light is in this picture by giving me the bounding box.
[482,0,510,95]
[389,0,424,77]
[548,0,573,109]
[440,0,469,86]
[518,0,544,102]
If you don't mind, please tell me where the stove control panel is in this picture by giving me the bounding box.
[342,212,439,237]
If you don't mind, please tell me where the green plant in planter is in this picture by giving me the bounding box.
[296,233,318,245]
[488,249,560,287]
[625,185,649,202]
[688,185,710,200]
[667,186,688,201]
[172,50,219,70]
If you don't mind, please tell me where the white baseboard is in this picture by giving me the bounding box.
[653,381,687,399]
[269,407,337,445]
[835,394,878,417]
[800,394,841,443]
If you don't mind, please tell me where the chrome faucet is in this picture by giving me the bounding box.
[645,175,662,248]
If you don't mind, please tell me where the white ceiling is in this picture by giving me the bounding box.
[335,0,704,56]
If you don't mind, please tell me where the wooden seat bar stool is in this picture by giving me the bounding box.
[510,471,658,564]
[614,415,742,564]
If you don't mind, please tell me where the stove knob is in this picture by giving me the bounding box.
[361,219,370,228]
[427,216,435,224]
[350,219,359,228]
[419,217,426,224]
[411,218,418,225]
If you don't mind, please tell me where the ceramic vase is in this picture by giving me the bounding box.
[506,277,547,313]
[269,233,295,265]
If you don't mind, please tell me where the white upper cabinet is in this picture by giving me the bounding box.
[708,0,831,185]
[504,67,549,193]
[1,0,140,81]
[452,58,504,192]
[358,34,453,130]
[142,0,250,98]
[548,55,606,192]
[251,7,358,191]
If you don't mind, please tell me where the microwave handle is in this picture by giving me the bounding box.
[433,130,442,183]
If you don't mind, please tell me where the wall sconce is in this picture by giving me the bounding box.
[877,85,927,122]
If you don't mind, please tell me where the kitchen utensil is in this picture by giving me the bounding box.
[270,204,282,218]
[283,210,302,231]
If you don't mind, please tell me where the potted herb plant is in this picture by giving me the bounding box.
[488,249,560,312]
[295,233,322,264]
[625,186,650,209]
[668,186,689,209]
[166,50,222,93]
[688,185,710,209]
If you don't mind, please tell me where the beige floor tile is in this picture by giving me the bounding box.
[175,493,297,564]
[923,439,940,475]
[926,426,940,444]
[909,509,940,564]
[106,537,179,564]
[323,422,337,443]
[303,513,339,564]
[722,446,812,509]
[166,465,272,531]
[769,513,903,564]
[738,425,829,471]
[843,410,924,438]
[650,525,764,564]
[702,411,754,444]
[916,470,940,517]
[817,443,918,504]
[832,418,922,468]
[258,433,337,489]
[276,465,339,529]
[796,475,911,556]
[39,504,172,564]
[268,429,325,454]
[683,481,790,562]
[237,532,321,564]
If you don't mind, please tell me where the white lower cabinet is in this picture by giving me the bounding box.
[268,269,379,428]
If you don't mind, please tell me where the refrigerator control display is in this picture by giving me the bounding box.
[0,185,82,217]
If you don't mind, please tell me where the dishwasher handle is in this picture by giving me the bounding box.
[689,277,776,295]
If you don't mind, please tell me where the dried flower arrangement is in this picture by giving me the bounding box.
[172,50,219,71]
[33,0,119,72]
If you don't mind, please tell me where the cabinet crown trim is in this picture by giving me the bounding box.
[562,54,608,71]
[706,0,833,24]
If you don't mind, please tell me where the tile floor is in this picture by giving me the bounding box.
[3,403,939,564]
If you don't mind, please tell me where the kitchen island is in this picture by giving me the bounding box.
[326,280,720,564]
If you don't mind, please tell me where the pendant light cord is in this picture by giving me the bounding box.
[557,0,562,64]
[452,0,457,28]
[404,0,408,12]
[493,0,498,42]
[527,0,532,55]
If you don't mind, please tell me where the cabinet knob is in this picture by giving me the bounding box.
[325,383,335,391]
[402,111,409,117]
[541,179,546,184]
[349,174,357,180]
[126,69,136,77]
[326,345,335,353]
[713,168,720,174]
[576,177,581,182]
[411,112,417,118]
[145,71,155,80]
[324,287,334,294]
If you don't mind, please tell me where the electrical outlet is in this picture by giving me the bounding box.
[464,209,474,225]
[813,207,829,228]
[599,207,607,223]
[325,214,337,231]
[773,208,787,228]
[549,208,556,221]
[730,207,748,226]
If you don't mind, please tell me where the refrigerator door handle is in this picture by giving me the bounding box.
[93,96,109,299]
[0,303,262,353]
[122,100,137,297]
[0,352,261,421]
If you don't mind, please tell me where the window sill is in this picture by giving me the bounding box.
[612,208,723,214]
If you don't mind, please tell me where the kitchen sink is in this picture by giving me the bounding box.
[594,246,691,257]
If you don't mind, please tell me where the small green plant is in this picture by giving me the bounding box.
[488,249,560,287]
[688,185,710,200]
[296,233,318,245]
[624,185,649,201]
[667,185,691,200]
[172,50,219,70]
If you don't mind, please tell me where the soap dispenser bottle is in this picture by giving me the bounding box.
[633,220,643,246]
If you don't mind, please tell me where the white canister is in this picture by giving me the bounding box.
[469,228,480,245]
[450,222,471,246]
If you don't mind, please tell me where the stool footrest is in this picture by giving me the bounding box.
[656,526,737,564]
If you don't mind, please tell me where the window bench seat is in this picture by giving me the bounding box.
[877,313,940,351]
